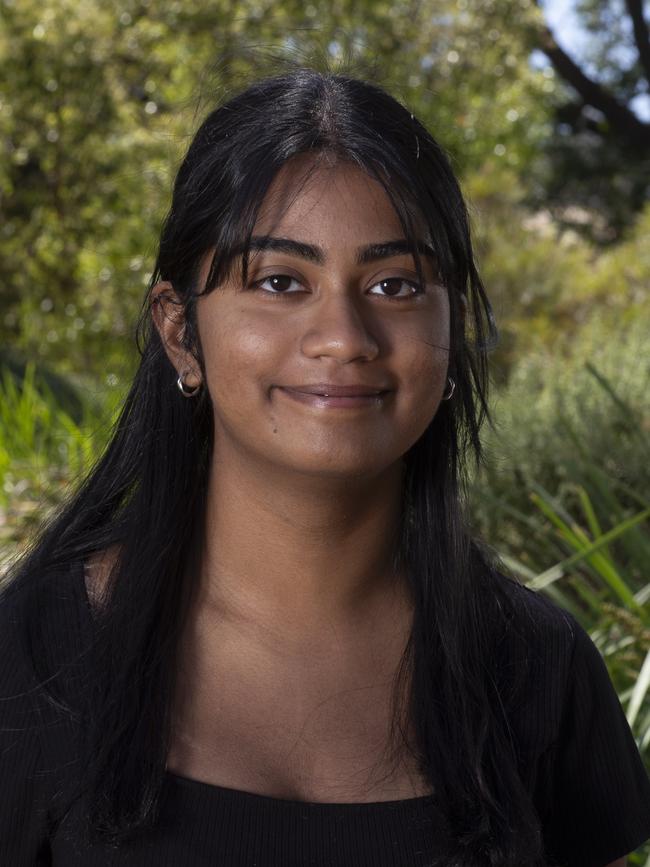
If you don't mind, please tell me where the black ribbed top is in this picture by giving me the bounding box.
[1,560,649,867]
[53,773,445,866]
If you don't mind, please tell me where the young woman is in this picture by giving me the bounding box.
[1,68,648,867]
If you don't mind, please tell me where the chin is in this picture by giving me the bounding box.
[280,448,399,480]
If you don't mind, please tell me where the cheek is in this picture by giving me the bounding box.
[198,307,283,402]
[403,348,448,428]
[394,314,450,391]
[388,317,450,443]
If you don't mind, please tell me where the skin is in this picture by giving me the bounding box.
[149,154,450,801]
[153,154,450,636]
[146,154,631,857]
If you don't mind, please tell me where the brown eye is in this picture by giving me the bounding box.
[255,275,303,295]
[368,278,423,299]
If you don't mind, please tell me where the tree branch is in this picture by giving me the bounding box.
[537,24,650,148]
[624,0,650,85]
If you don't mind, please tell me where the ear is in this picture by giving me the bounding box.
[150,281,202,390]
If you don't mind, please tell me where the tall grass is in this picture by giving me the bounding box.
[501,482,650,735]
[2,359,649,860]
[0,364,112,567]
[472,315,649,553]
[470,324,650,863]
[472,326,650,729]
[496,481,650,866]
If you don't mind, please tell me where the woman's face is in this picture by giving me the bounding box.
[193,156,451,479]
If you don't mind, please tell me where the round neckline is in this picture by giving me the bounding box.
[164,768,437,809]
[73,558,437,811]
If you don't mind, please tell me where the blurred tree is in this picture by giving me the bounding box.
[467,163,650,382]
[530,0,650,241]
[0,0,553,384]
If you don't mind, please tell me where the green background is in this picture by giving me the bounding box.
[1,1,649,859]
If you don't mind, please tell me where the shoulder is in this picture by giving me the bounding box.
[491,571,579,670]
[0,571,43,717]
[493,570,575,631]
[491,575,650,864]
[0,559,89,724]
[487,573,594,747]
[0,561,91,821]
[493,573,614,701]
[0,566,73,858]
[0,559,93,683]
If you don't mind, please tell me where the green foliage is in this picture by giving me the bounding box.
[469,311,650,752]
[470,310,650,555]
[0,363,113,564]
[0,0,555,384]
[533,0,650,242]
[469,314,650,866]
[1,2,649,857]
[467,169,650,380]
[500,480,650,744]
[498,476,650,865]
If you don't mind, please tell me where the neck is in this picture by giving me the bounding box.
[195,446,409,644]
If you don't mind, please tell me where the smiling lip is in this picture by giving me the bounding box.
[280,384,390,397]
[277,384,391,409]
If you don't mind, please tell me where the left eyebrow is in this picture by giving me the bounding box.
[244,236,436,266]
[356,240,436,266]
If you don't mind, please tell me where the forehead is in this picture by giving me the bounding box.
[252,154,424,246]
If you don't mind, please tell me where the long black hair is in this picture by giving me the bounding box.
[4,68,546,865]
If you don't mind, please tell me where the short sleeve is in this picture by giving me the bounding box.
[543,615,650,867]
[0,593,53,865]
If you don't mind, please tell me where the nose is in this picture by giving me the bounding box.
[300,291,380,363]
